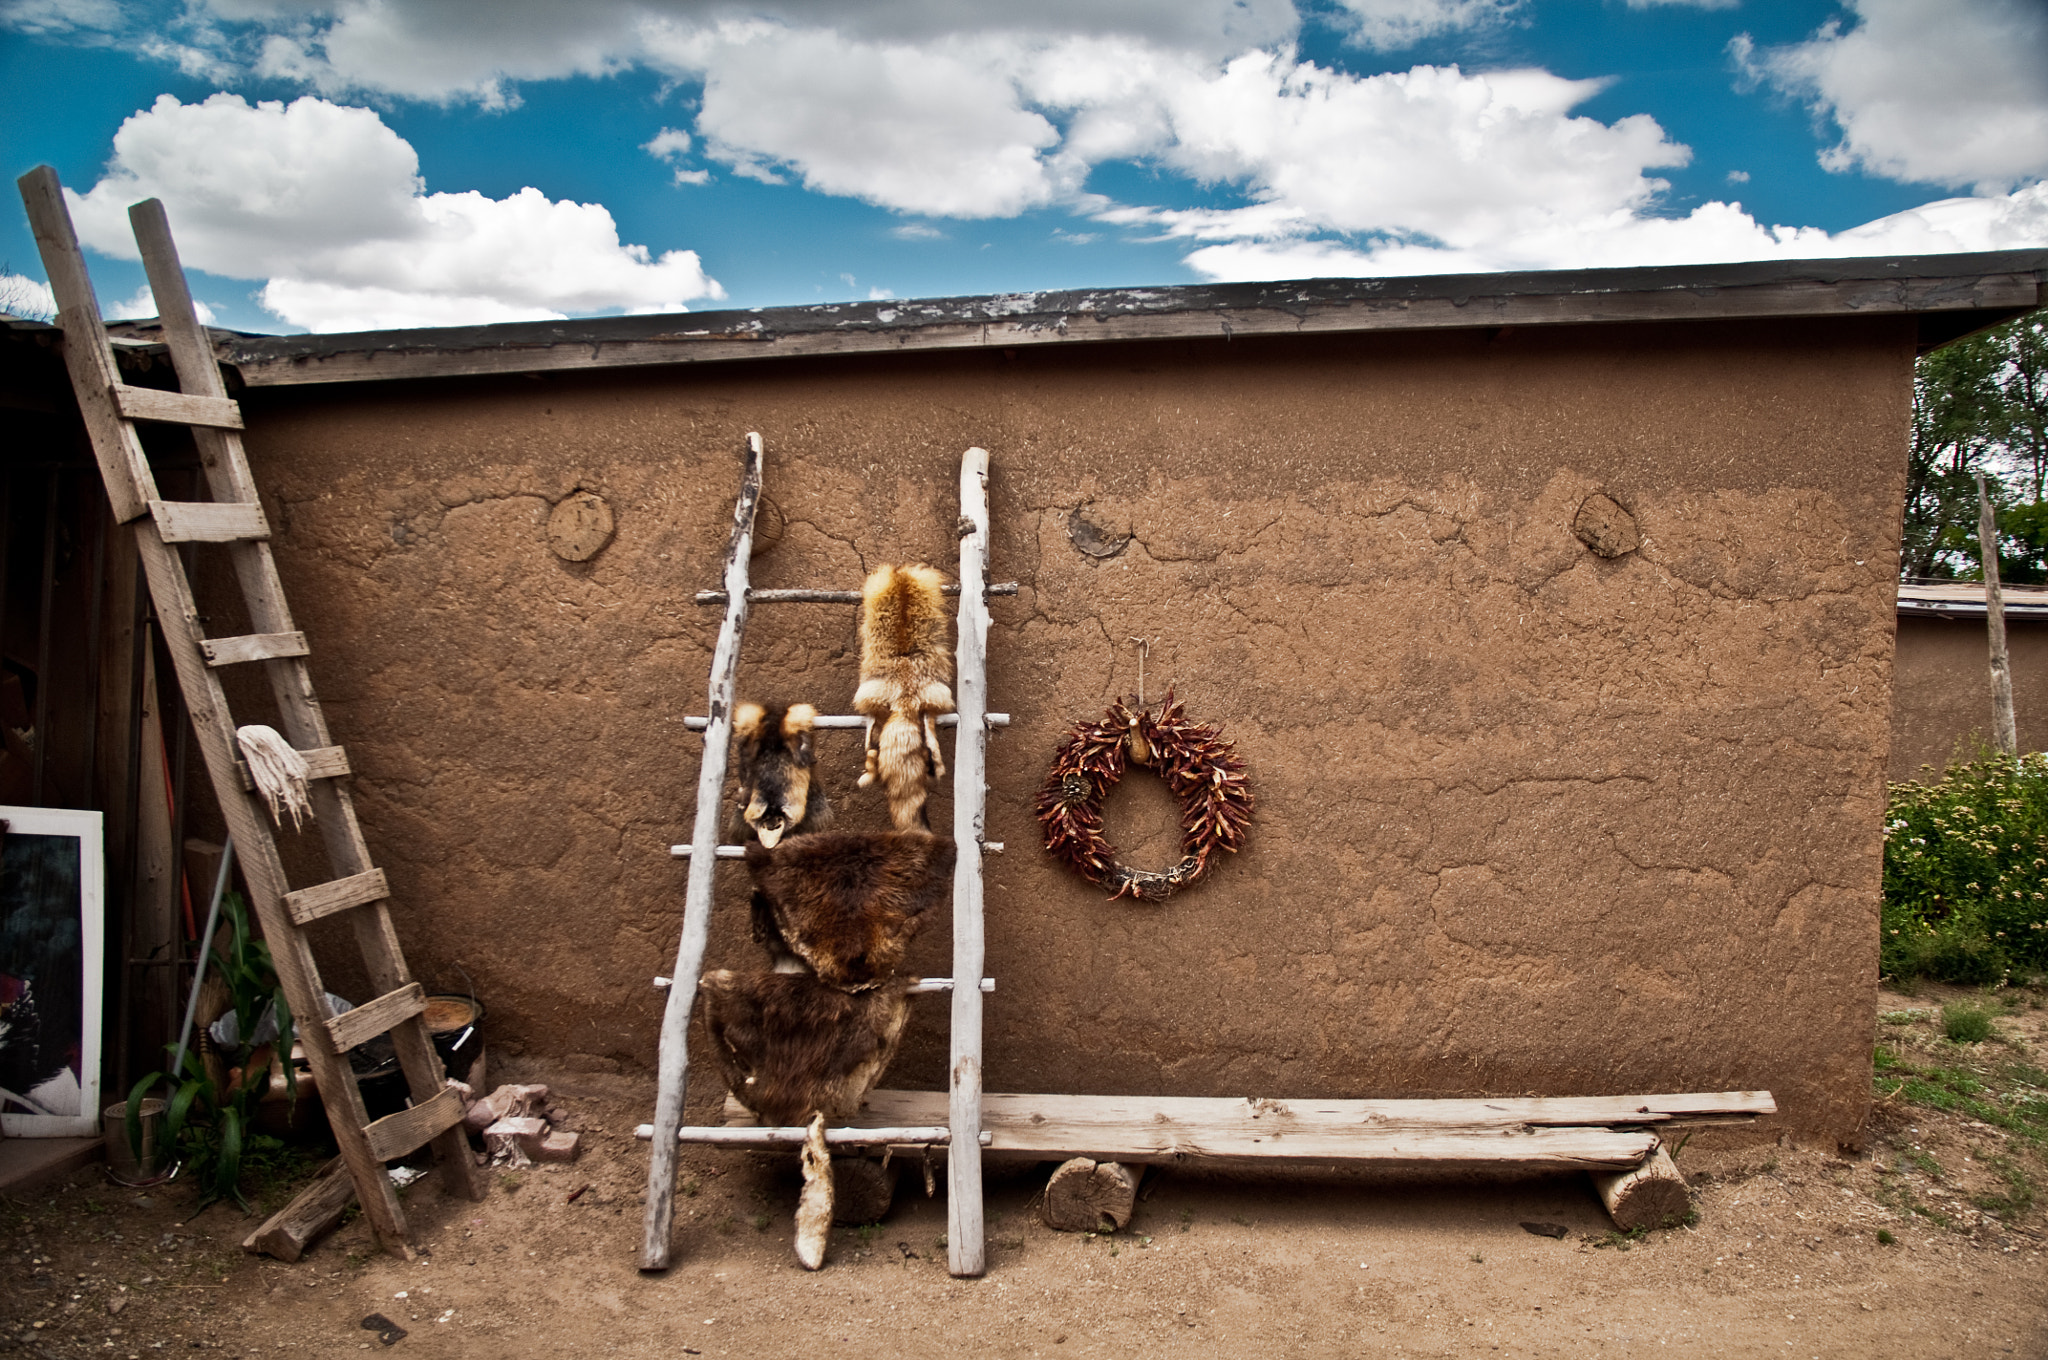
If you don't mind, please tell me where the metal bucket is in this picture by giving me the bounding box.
[423,994,485,1083]
[102,1099,169,1185]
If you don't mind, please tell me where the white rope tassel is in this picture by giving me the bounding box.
[235,725,314,830]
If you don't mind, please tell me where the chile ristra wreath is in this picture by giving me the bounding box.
[1035,689,1253,901]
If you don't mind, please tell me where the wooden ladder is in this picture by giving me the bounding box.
[18,166,483,1256]
[639,438,1007,1276]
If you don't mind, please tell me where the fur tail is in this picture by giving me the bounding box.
[795,1113,833,1270]
[875,713,932,831]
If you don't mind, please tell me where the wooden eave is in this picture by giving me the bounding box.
[205,249,2046,389]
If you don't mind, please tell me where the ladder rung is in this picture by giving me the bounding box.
[111,383,244,429]
[695,583,1019,606]
[283,868,390,925]
[150,499,270,543]
[237,744,350,792]
[683,712,1008,731]
[301,745,351,780]
[654,975,992,993]
[201,630,309,666]
[673,841,1002,857]
[363,1084,468,1163]
[326,982,426,1052]
[636,1123,989,1147]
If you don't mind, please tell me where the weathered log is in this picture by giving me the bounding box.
[1591,1146,1691,1230]
[832,1157,900,1225]
[242,1157,353,1262]
[1041,1157,1140,1233]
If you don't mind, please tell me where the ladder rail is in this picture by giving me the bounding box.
[948,445,993,1277]
[21,167,481,1255]
[128,196,483,1206]
[15,168,158,522]
[641,432,765,1271]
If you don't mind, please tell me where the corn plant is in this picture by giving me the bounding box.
[127,890,296,1209]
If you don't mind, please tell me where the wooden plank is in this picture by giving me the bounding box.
[694,583,1020,605]
[149,500,270,543]
[326,982,426,1053]
[363,1084,468,1163]
[299,745,351,780]
[16,166,157,520]
[282,868,390,926]
[948,445,992,1279]
[112,384,244,429]
[233,744,350,789]
[200,631,309,666]
[713,1094,1664,1167]
[224,271,2047,389]
[839,1089,1769,1155]
[243,1156,353,1262]
[642,432,764,1272]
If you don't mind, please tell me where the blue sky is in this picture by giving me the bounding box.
[2,0,2044,334]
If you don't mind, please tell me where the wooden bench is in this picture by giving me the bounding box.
[639,1087,1775,1232]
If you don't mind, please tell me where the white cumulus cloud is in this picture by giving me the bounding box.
[1326,0,1519,50]
[108,285,218,324]
[65,93,723,331]
[1735,0,2048,192]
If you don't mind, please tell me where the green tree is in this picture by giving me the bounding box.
[1904,312,2048,583]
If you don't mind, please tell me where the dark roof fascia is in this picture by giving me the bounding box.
[1897,598,2048,622]
[216,249,2045,389]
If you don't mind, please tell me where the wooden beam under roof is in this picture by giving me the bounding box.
[214,251,2047,389]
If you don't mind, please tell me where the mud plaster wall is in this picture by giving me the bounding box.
[223,316,1916,1143]
[1891,616,2048,779]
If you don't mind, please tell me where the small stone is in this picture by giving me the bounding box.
[547,491,615,562]
[533,1131,581,1164]
[1573,493,1640,558]
[483,1115,546,1165]
[108,1297,128,1315]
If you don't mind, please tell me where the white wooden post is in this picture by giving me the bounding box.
[949,446,992,1277]
[641,434,764,1270]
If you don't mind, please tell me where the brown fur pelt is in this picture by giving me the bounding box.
[731,701,832,847]
[744,831,955,990]
[699,970,913,1125]
[853,564,955,831]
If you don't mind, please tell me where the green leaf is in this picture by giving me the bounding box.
[215,1106,243,1204]
[124,1071,165,1164]
[165,1078,204,1141]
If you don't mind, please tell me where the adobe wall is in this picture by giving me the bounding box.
[1891,615,2048,779]
[228,315,1917,1143]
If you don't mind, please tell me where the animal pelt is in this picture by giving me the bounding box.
[794,1114,833,1270]
[699,970,913,1126]
[731,701,833,848]
[744,831,955,991]
[853,564,955,831]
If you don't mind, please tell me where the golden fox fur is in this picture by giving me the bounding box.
[732,701,831,848]
[853,563,954,831]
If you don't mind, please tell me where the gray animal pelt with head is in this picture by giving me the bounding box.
[744,831,955,991]
[731,701,832,848]
[853,564,954,831]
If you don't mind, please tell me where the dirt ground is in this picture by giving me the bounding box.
[5,983,2045,1360]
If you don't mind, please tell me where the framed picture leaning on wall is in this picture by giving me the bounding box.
[0,807,105,1138]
